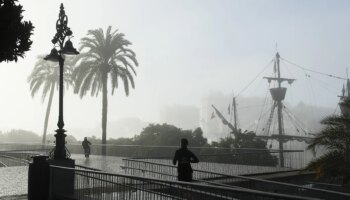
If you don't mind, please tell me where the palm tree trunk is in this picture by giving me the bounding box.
[102,74,108,156]
[42,82,55,145]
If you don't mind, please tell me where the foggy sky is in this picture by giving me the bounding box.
[1,0,349,140]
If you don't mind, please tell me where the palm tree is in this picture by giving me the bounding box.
[28,56,74,145]
[72,26,138,155]
[305,115,350,185]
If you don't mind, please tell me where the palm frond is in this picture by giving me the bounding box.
[41,80,52,102]
[110,67,119,95]
[321,115,350,126]
[74,26,138,98]
[306,114,350,183]
[30,80,44,97]
[28,56,74,102]
[305,150,350,181]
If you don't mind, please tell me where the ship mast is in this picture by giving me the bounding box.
[233,97,238,132]
[263,52,295,167]
[339,79,350,117]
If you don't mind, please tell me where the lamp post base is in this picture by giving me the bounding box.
[53,128,68,159]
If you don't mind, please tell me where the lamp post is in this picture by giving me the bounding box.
[27,5,77,199]
[44,3,79,160]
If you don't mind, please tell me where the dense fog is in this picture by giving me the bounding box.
[0,0,347,142]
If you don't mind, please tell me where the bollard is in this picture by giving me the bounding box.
[28,155,50,200]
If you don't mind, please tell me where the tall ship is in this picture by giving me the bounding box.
[208,52,331,167]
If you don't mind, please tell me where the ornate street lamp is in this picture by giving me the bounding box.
[44,3,79,160]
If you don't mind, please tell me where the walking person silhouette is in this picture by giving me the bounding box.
[82,137,91,158]
[173,138,199,181]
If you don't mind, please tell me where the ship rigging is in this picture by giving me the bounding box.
[210,52,346,167]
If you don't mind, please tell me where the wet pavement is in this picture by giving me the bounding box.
[0,195,27,200]
[0,154,284,198]
[72,154,125,173]
[0,154,125,198]
[0,166,28,198]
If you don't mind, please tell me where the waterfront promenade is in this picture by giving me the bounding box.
[0,154,124,199]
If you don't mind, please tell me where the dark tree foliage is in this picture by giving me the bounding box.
[72,124,210,157]
[134,124,208,147]
[108,137,134,145]
[305,115,350,185]
[229,130,267,149]
[210,129,278,167]
[0,0,34,62]
[192,127,208,147]
[130,124,208,157]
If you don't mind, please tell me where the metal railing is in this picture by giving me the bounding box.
[125,149,304,176]
[122,158,350,200]
[65,143,237,159]
[0,143,308,168]
[50,165,319,200]
[75,164,102,171]
[0,149,51,198]
[0,142,54,151]
[198,149,304,169]
[0,149,50,167]
[0,154,30,167]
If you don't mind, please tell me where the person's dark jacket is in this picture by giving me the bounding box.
[82,140,91,149]
[173,148,199,181]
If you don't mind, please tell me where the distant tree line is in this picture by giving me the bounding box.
[71,124,210,158]
[0,129,41,143]
[0,129,78,144]
[77,123,277,166]
[0,123,277,167]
